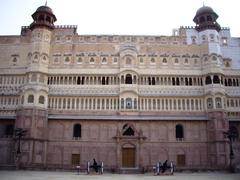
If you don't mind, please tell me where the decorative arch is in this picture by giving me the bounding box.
[125,74,132,84]
[122,124,135,136]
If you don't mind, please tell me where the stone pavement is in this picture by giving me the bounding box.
[0,171,240,180]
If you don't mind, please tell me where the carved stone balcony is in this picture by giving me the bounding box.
[120,84,138,94]
[204,84,225,95]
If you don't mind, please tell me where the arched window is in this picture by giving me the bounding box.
[27,95,34,103]
[38,15,44,21]
[121,98,124,109]
[215,97,222,108]
[200,16,205,23]
[175,58,179,64]
[212,56,217,61]
[229,126,239,141]
[150,58,155,63]
[21,96,24,104]
[65,57,70,63]
[13,57,17,63]
[162,58,167,63]
[125,74,132,84]
[176,124,184,140]
[102,57,107,64]
[228,79,232,86]
[207,15,212,21]
[77,57,82,64]
[73,124,81,138]
[207,98,213,109]
[226,62,230,67]
[39,96,45,104]
[213,75,220,84]
[5,124,14,136]
[123,124,135,136]
[42,56,47,61]
[126,98,132,109]
[205,76,212,85]
[46,16,51,23]
[202,35,207,41]
[90,57,95,64]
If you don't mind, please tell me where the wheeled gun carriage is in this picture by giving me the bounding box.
[153,160,174,175]
[87,159,104,174]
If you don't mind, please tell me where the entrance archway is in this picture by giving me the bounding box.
[122,144,136,168]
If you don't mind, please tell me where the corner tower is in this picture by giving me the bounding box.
[194,6,229,169]
[16,4,56,168]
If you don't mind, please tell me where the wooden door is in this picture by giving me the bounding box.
[177,154,186,166]
[72,154,80,165]
[122,148,135,167]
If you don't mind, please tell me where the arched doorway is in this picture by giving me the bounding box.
[122,144,136,168]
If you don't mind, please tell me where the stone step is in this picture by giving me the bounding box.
[0,164,16,170]
[118,168,142,174]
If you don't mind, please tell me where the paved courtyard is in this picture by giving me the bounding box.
[0,171,240,180]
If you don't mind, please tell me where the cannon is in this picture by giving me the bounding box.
[87,159,104,174]
[153,160,174,175]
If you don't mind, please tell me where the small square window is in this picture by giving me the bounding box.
[113,57,118,64]
[139,57,144,64]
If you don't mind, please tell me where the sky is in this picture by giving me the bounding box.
[0,0,239,37]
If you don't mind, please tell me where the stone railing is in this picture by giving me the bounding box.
[0,85,21,95]
[225,87,240,97]
[139,85,204,96]
[48,85,119,96]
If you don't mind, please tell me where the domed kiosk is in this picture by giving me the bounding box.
[193,5,221,32]
[30,5,57,30]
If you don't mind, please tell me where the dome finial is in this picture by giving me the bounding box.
[45,0,47,6]
[203,2,205,7]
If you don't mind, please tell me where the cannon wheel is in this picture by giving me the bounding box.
[170,162,174,175]
[100,162,104,174]
[87,161,90,174]
[157,162,160,175]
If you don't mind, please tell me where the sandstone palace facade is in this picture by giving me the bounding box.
[0,5,240,171]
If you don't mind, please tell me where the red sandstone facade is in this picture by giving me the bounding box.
[0,5,240,172]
